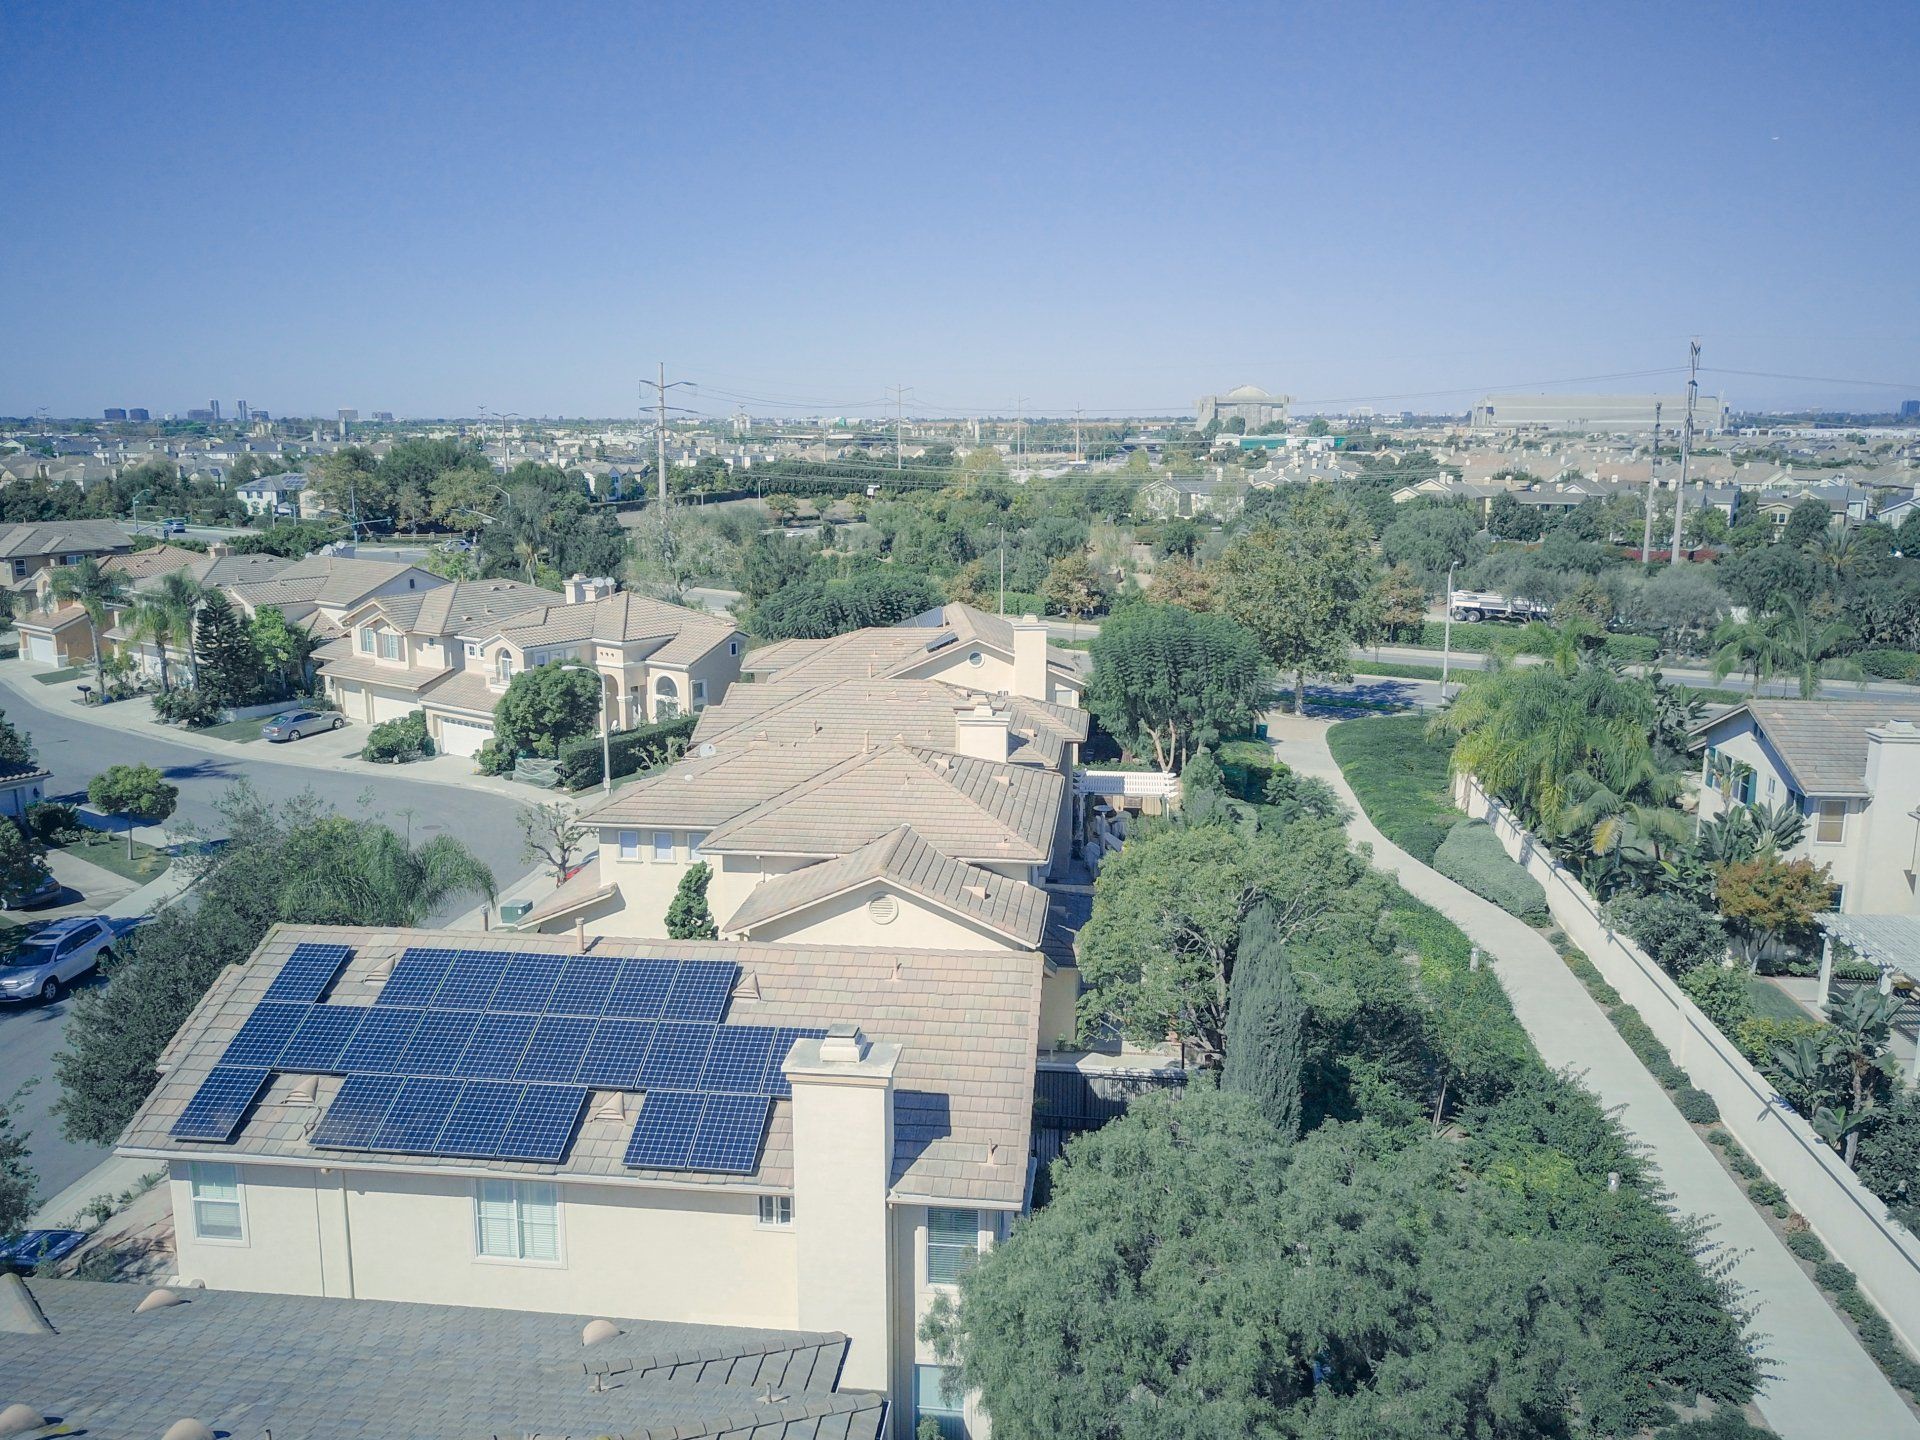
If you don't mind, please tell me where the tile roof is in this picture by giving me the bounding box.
[103,545,202,582]
[1696,699,1920,797]
[724,824,1050,945]
[0,519,133,559]
[363,576,556,636]
[315,653,452,690]
[229,554,436,611]
[0,1277,880,1440]
[740,602,1085,687]
[119,924,1041,1207]
[492,591,737,658]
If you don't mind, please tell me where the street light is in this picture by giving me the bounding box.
[1441,562,1457,703]
[559,664,616,795]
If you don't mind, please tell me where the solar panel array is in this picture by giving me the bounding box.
[170,945,825,1175]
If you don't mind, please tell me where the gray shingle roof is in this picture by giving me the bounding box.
[1695,699,1920,797]
[119,924,1041,1207]
[0,518,133,559]
[0,1276,881,1440]
[724,824,1050,945]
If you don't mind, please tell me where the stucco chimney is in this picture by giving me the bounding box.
[208,541,233,558]
[954,701,1010,763]
[1012,613,1049,702]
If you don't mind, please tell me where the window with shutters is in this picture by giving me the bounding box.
[474,1180,561,1262]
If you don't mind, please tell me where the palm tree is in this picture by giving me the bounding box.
[153,571,209,689]
[1815,523,1859,583]
[1708,615,1783,695]
[1821,988,1900,1166]
[275,821,496,925]
[1769,598,1860,700]
[48,559,130,699]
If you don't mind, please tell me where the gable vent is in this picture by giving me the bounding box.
[868,894,900,925]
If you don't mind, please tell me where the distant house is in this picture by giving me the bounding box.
[1137,473,1245,519]
[233,470,310,517]
[0,519,133,591]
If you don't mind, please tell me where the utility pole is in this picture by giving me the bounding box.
[639,363,694,507]
[1641,401,1661,568]
[1074,408,1083,464]
[888,384,912,470]
[998,524,1007,616]
[1441,562,1457,701]
[1670,340,1699,566]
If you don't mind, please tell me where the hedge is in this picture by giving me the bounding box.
[362,709,432,763]
[1411,621,1662,666]
[1431,818,1550,923]
[1857,648,1920,682]
[556,712,698,790]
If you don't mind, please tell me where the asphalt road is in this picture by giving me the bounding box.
[0,673,534,1207]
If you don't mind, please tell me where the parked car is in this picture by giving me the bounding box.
[0,915,115,1003]
[0,1228,86,1272]
[162,517,188,535]
[261,707,345,742]
[0,871,63,910]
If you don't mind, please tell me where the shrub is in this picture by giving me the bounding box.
[1324,715,1456,863]
[1747,1179,1784,1208]
[556,712,697,790]
[1786,1230,1829,1263]
[1600,633,1661,665]
[1727,1149,1764,1181]
[1680,964,1753,1031]
[1607,892,1728,976]
[1814,1259,1858,1295]
[1706,1129,1732,1148]
[1431,818,1549,922]
[1733,1015,1824,1069]
[361,709,433,764]
[150,685,219,728]
[1676,1088,1720,1125]
[25,801,82,845]
[475,737,514,775]
[1857,648,1920,681]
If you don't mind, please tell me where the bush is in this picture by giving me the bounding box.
[1747,1179,1785,1208]
[1680,964,1753,1031]
[1325,715,1457,863]
[557,712,698,790]
[1733,1015,1824,1069]
[361,709,432,763]
[1607,892,1728,976]
[1431,818,1549,922]
[24,802,82,845]
[1600,633,1660,664]
[1814,1259,1858,1295]
[1857,648,1920,681]
[1786,1230,1829,1263]
[1727,1149,1763,1181]
[475,737,514,775]
[150,685,219,728]
[1706,1129,1732,1148]
[1676,1088,1720,1125]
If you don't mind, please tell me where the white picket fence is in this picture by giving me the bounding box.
[1456,772,1920,1358]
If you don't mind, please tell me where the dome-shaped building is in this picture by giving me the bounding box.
[1196,384,1291,429]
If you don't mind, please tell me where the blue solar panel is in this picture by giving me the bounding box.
[435,1081,523,1157]
[497,1084,588,1162]
[603,958,677,1019]
[378,948,455,1007]
[550,955,621,1016]
[262,942,353,1003]
[623,1090,703,1169]
[220,1002,309,1067]
[171,1065,273,1141]
[490,954,565,1014]
[276,1005,367,1073]
[640,1022,716,1091]
[397,1010,482,1076]
[515,1016,594,1083]
[687,1094,771,1173]
[700,1027,777,1094]
[765,1026,827,1098]
[372,1076,464,1152]
[454,1013,537,1079]
[336,1007,424,1073]
[576,1020,654,1089]
[310,1073,406,1150]
[660,961,739,1022]
[435,950,508,1009]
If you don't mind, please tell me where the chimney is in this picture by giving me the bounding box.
[208,541,233,558]
[954,701,1010,763]
[1012,613,1049,702]
[565,574,617,605]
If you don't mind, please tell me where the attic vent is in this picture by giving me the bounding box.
[868,894,900,925]
[732,970,762,1001]
[962,883,991,901]
[284,1074,318,1107]
[588,1092,628,1124]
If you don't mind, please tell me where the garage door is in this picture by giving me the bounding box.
[24,634,56,664]
[366,691,418,725]
[437,717,493,758]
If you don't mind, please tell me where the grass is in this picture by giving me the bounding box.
[1745,974,1816,1023]
[57,828,173,885]
[196,715,271,743]
[1349,659,1447,681]
[1214,737,1274,769]
[1325,713,1460,863]
[32,665,87,685]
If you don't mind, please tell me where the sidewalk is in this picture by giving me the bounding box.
[1273,711,1920,1440]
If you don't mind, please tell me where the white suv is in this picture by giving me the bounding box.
[0,916,115,1004]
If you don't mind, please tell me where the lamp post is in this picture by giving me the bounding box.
[559,664,616,795]
[1440,562,1457,703]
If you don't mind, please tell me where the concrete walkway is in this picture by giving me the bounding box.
[1274,712,1920,1440]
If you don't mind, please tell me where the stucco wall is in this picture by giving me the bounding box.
[736,881,1025,951]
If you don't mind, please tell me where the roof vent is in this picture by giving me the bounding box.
[160,1422,215,1440]
[582,1318,621,1347]
[284,1074,318,1107]
[867,894,899,926]
[136,1287,186,1314]
[0,1403,47,1437]
[361,951,396,985]
[963,883,991,901]
[819,1023,868,1064]
[588,1092,628,1124]
[732,970,762,1001]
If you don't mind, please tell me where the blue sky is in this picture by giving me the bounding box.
[3,0,1916,419]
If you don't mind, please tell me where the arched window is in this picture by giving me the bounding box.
[653,674,680,720]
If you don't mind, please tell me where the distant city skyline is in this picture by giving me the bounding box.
[2,0,1915,418]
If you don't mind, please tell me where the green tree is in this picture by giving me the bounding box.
[1782,498,1832,549]
[126,588,188,692]
[492,662,604,763]
[1715,852,1834,970]
[1221,903,1303,1137]
[0,1085,34,1239]
[0,705,36,772]
[193,590,266,706]
[1380,504,1481,578]
[1085,604,1269,771]
[0,820,52,905]
[249,604,317,695]
[54,785,495,1145]
[665,861,719,940]
[1216,488,1382,713]
[87,762,179,860]
[48,556,130,697]
[1040,552,1104,629]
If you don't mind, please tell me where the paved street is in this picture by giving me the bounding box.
[0,664,539,1208]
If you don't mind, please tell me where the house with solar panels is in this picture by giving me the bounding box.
[117,924,1043,1438]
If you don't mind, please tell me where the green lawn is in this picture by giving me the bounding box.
[1746,974,1816,1023]
[59,828,173,886]
[197,715,270,743]
[1326,713,1460,863]
[1350,659,1447,681]
[32,665,86,685]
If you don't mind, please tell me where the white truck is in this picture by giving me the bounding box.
[1447,589,1552,624]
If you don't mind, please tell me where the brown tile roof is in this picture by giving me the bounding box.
[492,591,737,657]
[0,519,132,559]
[116,924,1042,1207]
[314,653,451,691]
[724,825,1049,945]
[230,555,437,611]
[1696,699,1920,798]
[363,577,556,636]
[103,545,201,582]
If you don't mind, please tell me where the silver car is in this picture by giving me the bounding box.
[0,915,115,1004]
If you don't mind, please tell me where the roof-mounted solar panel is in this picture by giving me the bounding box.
[219,1002,309,1068]
[309,1073,406,1150]
[396,1010,482,1077]
[550,955,622,1017]
[576,1019,655,1089]
[639,1022,716,1092]
[171,1064,273,1142]
[434,949,509,1009]
[622,1090,703,1170]
[686,1094,772,1174]
[377,947,456,1007]
[434,1081,523,1157]
[661,961,739,1023]
[336,1007,424,1074]
[490,954,565,1014]
[515,1015,595,1084]
[496,1084,589,1162]
[262,942,353,1003]
[603,958,677,1019]
[454,1013,537,1079]
[764,1026,829,1098]
[371,1076,464,1153]
[700,1026,777,1095]
[276,1004,368,1074]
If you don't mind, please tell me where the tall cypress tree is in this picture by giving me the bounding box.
[193,591,265,706]
[1222,901,1303,1138]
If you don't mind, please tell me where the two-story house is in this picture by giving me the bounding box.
[8,520,137,665]
[1693,699,1920,913]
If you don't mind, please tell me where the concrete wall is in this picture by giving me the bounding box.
[1458,774,1920,1359]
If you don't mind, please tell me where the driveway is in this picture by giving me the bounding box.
[0,665,542,1209]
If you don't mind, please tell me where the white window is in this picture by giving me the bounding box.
[693,679,708,709]
[359,628,374,653]
[496,652,515,684]
[653,831,674,862]
[474,1179,560,1262]
[926,1206,979,1285]
[188,1161,244,1242]
[757,1194,793,1227]
[688,831,706,862]
[465,642,479,659]
[379,631,402,661]
[914,1364,967,1439]
[619,830,639,860]
[1817,800,1847,844]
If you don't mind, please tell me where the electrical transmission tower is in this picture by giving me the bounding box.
[639,363,695,506]
[1669,341,1700,566]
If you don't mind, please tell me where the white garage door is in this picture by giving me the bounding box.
[437,717,493,758]
[366,691,418,725]
[24,634,56,664]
